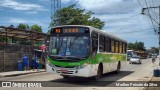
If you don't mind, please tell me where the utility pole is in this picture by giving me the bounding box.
[141,6,160,66]
[156,6,160,66]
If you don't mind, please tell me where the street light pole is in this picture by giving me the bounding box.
[158,6,160,66]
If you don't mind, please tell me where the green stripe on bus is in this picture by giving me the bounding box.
[90,53,126,64]
[47,57,90,67]
[48,53,126,67]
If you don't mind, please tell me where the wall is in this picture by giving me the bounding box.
[0,43,38,72]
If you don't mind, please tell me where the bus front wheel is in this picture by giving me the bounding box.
[93,64,102,80]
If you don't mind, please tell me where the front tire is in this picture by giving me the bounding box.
[93,65,102,80]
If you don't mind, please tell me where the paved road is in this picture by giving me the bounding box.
[0,58,152,88]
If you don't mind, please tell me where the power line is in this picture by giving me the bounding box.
[137,0,158,32]
[151,0,159,21]
[144,0,158,31]
[137,0,143,8]
[146,12,159,25]
[146,14,157,32]
[148,9,159,16]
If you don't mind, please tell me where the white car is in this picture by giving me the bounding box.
[129,56,141,64]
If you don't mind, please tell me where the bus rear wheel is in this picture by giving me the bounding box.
[115,62,120,74]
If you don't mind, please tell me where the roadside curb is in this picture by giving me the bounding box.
[142,59,160,90]
[0,70,46,78]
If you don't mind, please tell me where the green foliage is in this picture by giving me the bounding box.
[150,47,159,54]
[128,41,146,51]
[17,23,42,32]
[50,4,105,29]
[12,38,30,45]
[0,36,12,43]
[17,23,30,30]
[30,24,42,32]
[0,36,6,42]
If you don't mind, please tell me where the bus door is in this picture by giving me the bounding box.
[91,31,98,60]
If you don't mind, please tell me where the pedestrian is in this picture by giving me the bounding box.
[32,55,39,71]
[152,55,156,64]
[22,54,29,71]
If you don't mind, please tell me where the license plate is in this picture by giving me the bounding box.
[61,69,67,72]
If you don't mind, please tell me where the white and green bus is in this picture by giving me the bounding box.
[46,25,127,79]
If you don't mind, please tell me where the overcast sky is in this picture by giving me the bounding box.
[0,0,160,49]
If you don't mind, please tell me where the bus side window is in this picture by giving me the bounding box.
[99,34,105,52]
[111,39,115,53]
[115,41,119,53]
[91,32,98,52]
[122,43,125,53]
[119,42,122,53]
[105,36,111,52]
[122,43,127,53]
[92,39,98,51]
[125,43,127,53]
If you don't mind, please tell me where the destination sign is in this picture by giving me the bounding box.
[51,27,89,34]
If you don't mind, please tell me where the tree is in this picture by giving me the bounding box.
[0,36,5,42]
[50,4,105,29]
[128,43,134,50]
[151,47,159,54]
[17,23,29,30]
[30,24,42,32]
[128,41,146,51]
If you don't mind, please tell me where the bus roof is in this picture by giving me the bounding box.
[51,25,127,43]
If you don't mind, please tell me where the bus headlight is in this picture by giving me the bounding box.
[76,62,88,69]
[48,63,55,68]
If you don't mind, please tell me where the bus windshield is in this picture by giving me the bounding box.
[49,35,90,58]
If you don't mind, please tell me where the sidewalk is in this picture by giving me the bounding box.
[143,58,160,90]
[0,69,46,78]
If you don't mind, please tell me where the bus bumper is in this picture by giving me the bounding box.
[46,64,97,77]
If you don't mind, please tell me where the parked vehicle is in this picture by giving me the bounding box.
[127,50,135,61]
[152,54,157,58]
[136,52,148,59]
[148,54,152,58]
[129,56,141,64]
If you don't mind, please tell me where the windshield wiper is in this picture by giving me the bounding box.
[49,55,65,59]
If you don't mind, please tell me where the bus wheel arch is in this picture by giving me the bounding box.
[93,62,103,80]
[99,62,103,74]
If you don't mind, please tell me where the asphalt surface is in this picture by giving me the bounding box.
[0,58,152,88]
